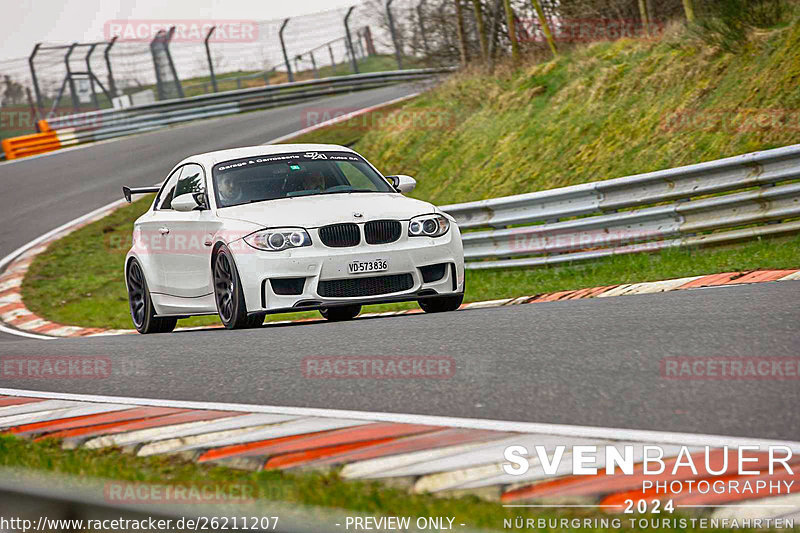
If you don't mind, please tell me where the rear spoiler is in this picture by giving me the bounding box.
[122,185,160,203]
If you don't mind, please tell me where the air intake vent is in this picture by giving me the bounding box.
[270,277,305,295]
[318,273,414,298]
[419,263,447,283]
[365,220,401,245]
[318,223,360,247]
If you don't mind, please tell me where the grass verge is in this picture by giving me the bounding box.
[0,435,788,533]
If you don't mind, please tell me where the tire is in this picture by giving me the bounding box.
[320,304,362,322]
[126,259,177,334]
[418,293,464,313]
[213,246,262,330]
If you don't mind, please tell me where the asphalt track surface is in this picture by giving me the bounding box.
[0,83,798,442]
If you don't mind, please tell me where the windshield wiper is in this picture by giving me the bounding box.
[318,189,377,195]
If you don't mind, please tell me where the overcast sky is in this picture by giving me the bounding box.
[4,0,362,61]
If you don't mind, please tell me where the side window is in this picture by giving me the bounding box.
[155,166,183,210]
[174,164,206,198]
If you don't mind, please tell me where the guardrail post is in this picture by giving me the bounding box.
[279,18,294,83]
[205,26,218,93]
[65,43,80,112]
[28,43,44,119]
[103,36,118,97]
[385,1,403,70]
[344,7,360,74]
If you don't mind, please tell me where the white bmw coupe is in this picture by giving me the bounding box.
[123,144,465,333]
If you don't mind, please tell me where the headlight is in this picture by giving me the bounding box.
[244,228,312,251]
[408,214,450,237]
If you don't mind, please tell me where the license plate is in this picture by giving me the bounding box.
[348,259,388,274]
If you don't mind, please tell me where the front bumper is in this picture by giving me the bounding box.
[230,224,465,313]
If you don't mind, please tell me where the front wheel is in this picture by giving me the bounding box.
[213,246,263,329]
[418,293,464,313]
[320,304,362,322]
[126,259,177,334]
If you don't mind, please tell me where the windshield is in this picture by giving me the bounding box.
[212,151,395,208]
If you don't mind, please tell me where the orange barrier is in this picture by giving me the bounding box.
[1,130,61,160]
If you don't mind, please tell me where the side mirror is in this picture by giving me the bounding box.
[386,175,417,193]
[172,192,206,212]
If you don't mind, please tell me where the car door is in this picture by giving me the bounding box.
[135,166,183,295]
[160,163,221,298]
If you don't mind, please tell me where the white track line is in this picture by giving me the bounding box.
[2,388,798,451]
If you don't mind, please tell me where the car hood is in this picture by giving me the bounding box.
[216,193,439,229]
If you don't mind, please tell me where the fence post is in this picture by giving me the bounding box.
[164,27,184,98]
[84,43,100,109]
[344,7,360,73]
[310,51,319,78]
[150,31,166,100]
[279,18,294,82]
[502,0,520,65]
[65,43,80,112]
[28,43,44,118]
[205,26,218,93]
[103,36,118,98]
[385,0,404,70]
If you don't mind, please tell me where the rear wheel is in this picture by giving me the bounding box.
[126,259,177,334]
[418,293,464,313]
[320,304,362,322]
[214,246,262,329]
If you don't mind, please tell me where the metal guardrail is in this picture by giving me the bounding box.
[39,68,452,150]
[440,144,800,270]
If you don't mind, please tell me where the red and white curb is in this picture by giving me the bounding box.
[1,389,798,520]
